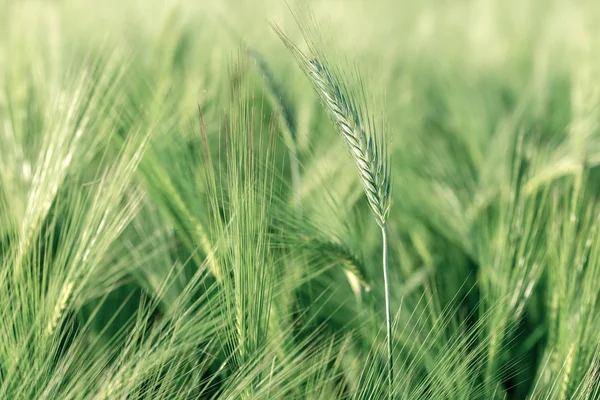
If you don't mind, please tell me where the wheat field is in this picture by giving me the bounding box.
[2,0,600,399]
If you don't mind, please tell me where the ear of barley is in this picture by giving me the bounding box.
[307,57,391,227]
[46,281,74,336]
[273,27,391,228]
[247,48,302,208]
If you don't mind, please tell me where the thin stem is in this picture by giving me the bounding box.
[382,224,393,398]
[266,355,277,399]
[289,147,301,208]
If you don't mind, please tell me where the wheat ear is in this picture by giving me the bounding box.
[46,281,74,336]
[247,48,302,208]
[273,26,393,396]
[305,58,391,225]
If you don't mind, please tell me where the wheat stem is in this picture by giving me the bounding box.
[382,224,393,398]
[289,149,301,208]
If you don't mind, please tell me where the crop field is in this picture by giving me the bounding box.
[2,0,600,398]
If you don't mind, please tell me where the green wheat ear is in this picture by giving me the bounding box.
[271,28,391,228]
[307,57,391,226]
[273,22,394,397]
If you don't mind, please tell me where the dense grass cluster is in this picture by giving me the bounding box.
[3,0,600,398]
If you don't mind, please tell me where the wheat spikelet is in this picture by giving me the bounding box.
[273,27,391,227]
[247,48,302,207]
[46,281,73,336]
[308,58,391,226]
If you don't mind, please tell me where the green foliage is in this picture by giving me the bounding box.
[3,0,600,399]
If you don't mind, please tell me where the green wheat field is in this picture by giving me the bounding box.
[2,0,600,398]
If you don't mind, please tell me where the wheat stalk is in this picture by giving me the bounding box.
[273,25,393,396]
